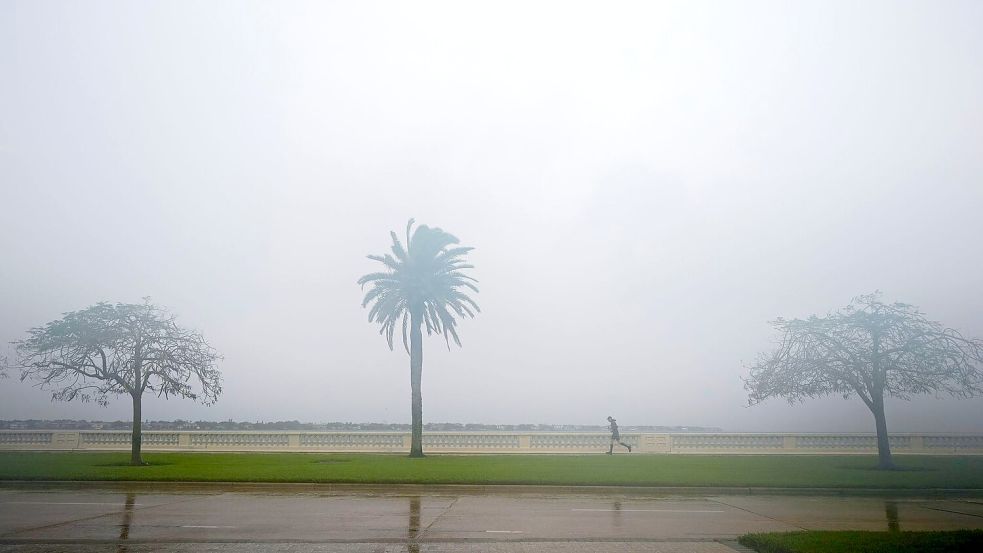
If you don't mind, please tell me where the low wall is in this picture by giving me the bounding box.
[1,431,982,455]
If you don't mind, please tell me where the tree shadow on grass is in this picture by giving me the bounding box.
[95,461,175,467]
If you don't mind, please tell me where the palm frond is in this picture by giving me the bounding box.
[422,305,437,335]
[434,303,461,348]
[405,218,415,247]
[357,272,398,287]
[449,290,481,314]
[446,277,479,293]
[390,232,408,262]
[360,286,388,308]
[367,254,401,272]
[434,247,473,266]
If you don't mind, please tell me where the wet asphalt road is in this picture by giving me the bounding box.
[1,485,982,552]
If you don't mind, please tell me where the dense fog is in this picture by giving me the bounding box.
[2,0,982,431]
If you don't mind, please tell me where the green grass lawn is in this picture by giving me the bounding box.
[1,453,982,487]
[739,531,983,553]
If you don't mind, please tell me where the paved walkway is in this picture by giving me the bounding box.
[1,485,981,552]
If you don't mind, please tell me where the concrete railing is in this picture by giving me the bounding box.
[1,430,982,455]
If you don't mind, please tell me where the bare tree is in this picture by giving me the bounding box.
[744,293,983,469]
[14,300,222,465]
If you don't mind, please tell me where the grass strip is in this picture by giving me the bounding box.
[0,453,982,487]
[739,530,983,553]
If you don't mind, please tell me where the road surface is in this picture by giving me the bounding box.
[2,484,982,552]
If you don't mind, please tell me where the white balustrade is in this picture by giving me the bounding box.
[672,434,784,450]
[0,432,53,445]
[796,435,912,450]
[530,434,639,450]
[300,433,404,449]
[189,433,290,447]
[424,434,520,449]
[1,431,981,455]
[80,432,131,446]
[924,435,983,451]
[80,432,182,447]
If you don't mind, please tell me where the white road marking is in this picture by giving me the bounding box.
[180,525,236,529]
[571,509,725,513]
[486,530,523,533]
[3,502,143,506]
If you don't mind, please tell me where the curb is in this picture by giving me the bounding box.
[1,480,981,497]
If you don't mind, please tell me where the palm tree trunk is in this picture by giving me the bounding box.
[870,393,894,469]
[130,392,143,466]
[409,312,425,458]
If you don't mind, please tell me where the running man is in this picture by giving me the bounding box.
[606,416,632,454]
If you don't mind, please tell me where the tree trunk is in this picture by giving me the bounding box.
[409,312,424,458]
[870,393,894,469]
[130,393,144,466]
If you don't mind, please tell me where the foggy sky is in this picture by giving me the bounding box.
[2,0,982,432]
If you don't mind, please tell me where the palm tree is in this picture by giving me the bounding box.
[358,219,480,457]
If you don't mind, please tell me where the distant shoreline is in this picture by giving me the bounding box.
[0,419,724,433]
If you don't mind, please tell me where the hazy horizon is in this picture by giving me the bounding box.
[0,418,725,430]
[2,0,982,433]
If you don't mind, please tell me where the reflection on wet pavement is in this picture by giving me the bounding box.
[115,492,136,553]
[885,500,900,532]
[407,496,421,553]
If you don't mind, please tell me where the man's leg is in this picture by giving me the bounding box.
[608,437,615,454]
[619,440,632,452]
